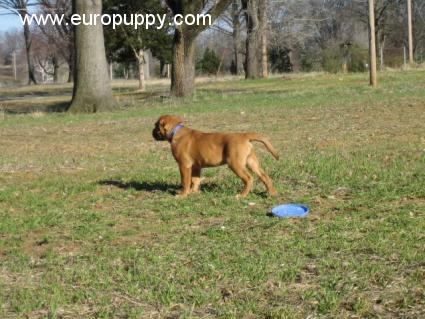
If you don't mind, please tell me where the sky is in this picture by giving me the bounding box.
[0,1,39,34]
[0,11,25,33]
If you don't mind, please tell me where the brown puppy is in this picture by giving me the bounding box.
[152,115,279,198]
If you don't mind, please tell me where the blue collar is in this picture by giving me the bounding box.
[168,123,184,142]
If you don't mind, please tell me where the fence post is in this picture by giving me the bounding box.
[13,50,17,81]
[369,0,378,87]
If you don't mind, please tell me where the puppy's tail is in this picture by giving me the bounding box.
[246,133,280,160]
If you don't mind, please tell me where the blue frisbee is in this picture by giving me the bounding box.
[271,204,310,218]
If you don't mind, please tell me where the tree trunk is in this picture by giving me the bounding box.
[20,11,37,85]
[136,49,146,92]
[144,51,150,80]
[243,0,260,79]
[259,0,268,78]
[342,61,348,73]
[166,0,232,96]
[171,28,195,97]
[260,26,268,78]
[379,35,385,70]
[67,51,74,82]
[160,60,165,77]
[67,62,74,82]
[68,0,114,113]
[232,0,241,75]
[53,55,59,83]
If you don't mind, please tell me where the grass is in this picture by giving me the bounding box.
[1,71,424,318]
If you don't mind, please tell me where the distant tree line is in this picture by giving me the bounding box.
[0,0,424,111]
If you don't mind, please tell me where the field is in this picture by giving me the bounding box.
[0,71,424,318]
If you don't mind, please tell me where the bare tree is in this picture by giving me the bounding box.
[208,0,244,75]
[351,0,401,68]
[259,0,268,78]
[0,0,37,84]
[414,0,425,62]
[267,1,318,71]
[241,0,260,78]
[232,0,243,75]
[68,0,113,113]
[0,30,26,81]
[104,0,172,92]
[240,0,268,78]
[165,0,232,97]
[31,29,56,82]
[38,0,74,82]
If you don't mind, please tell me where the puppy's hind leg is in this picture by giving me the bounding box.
[247,150,278,197]
[228,160,253,198]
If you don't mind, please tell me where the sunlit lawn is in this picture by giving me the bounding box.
[1,70,424,318]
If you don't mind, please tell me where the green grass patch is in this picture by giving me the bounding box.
[1,71,424,318]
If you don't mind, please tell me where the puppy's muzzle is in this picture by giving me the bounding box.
[152,127,165,141]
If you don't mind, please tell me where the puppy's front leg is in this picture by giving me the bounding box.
[191,166,202,193]
[178,164,192,197]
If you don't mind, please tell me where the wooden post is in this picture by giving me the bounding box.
[144,52,150,80]
[380,45,384,69]
[403,45,407,66]
[407,0,414,65]
[369,0,378,87]
[137,49,146,92]
[12,50,17,80]
[261,31,268,78]
[379,34,385,70]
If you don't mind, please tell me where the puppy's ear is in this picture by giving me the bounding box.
[160,118,175,136]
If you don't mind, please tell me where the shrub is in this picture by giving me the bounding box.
[323,48,342,73]
[196,48,221,75]
[269,47,293,73]
[348,46,368,72]
[300,50,322,72]
[322,45,368,73]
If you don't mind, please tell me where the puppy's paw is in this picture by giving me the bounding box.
[175,192,189,199]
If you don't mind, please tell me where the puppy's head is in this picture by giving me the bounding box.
[152,115,184,141]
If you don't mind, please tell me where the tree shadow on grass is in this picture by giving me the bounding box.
[197,88,293,95]
[98,179,221,195]
[3,101,70,114]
